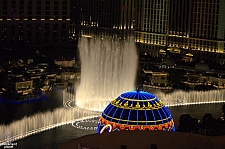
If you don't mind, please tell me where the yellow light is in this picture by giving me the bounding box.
[82,35,92,38]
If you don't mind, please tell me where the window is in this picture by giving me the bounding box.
[62,24,66,30]
[62,6,67,10]
[54,16,58,20]
[54,1,59,5]
[19,16,24,20]
[45,31,49,37]
[36,23,41,29]
[45,24,49,29]
[11,31,15,36]
[19,31,23,36]
[36,32,40,38]
[62,16,66,20]
[45,38,49,43]
[11,24,15,30]
[11,1,15,5]
[45,1,50,5]
[45,16,49,20]
[53,32,58,37]
[62,31,66,37]
[37,1,41,5]
[63,1,67,5]
[53,38,58,42]
[45,6,50,10]
[36,16,41,20]
[28,16,32,20]
[27,23,32,30]
[3,16,7,20]
[53,23,58,29]
[27,31,32,37]
[62,11,67,15]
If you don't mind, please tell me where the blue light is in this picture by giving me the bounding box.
[111,106,119,122]
[151,109,156,125]
[118,108,124,123]
[161,107,169,122]
[157,108,163,124]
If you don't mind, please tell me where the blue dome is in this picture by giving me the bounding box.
[98,90,175,133]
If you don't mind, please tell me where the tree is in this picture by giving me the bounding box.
[178,114,197,133]
[201,113,215,135]
[222,104,225,120]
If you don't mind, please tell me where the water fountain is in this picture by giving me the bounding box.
[0,35,139,145]
[75,36,138,111]
[1,34,225,146]
[0,106,99,146]
[152,89,225,106]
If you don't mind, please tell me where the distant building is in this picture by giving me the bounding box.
[0,0,70,49]
[134,0,225,64]
[70,0,225,65]
[2,74,33,98]
[70,0,135,39]
[151,72,170,87]
[55,59,75,68]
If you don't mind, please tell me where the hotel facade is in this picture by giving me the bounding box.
[70,0,135,39]
[71,0,225,64]
[135,0,225,64]
[0,0,70,49]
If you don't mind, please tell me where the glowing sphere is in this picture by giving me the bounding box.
[97,90,175,133]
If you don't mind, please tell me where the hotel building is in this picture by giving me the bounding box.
[0,0,70,49]
[134,0,225,64]
[71,0,225,64]
[70,0,135,39]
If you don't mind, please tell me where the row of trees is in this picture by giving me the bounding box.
[178,104,225,136]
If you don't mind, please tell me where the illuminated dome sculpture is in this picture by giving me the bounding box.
[97,90,175,133]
